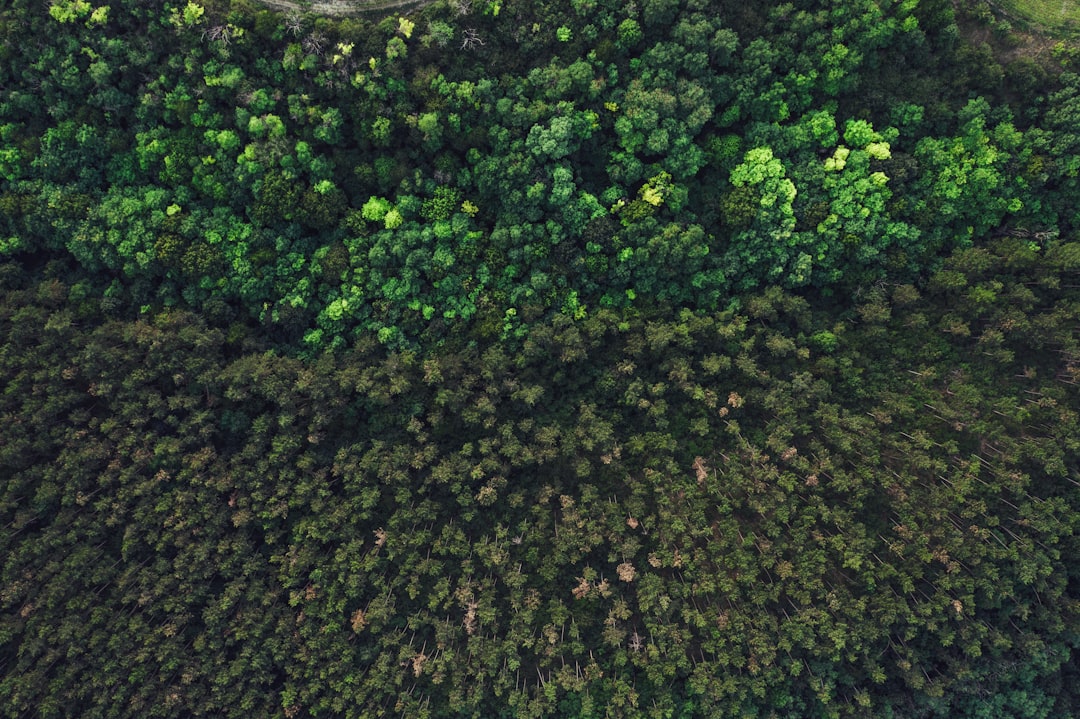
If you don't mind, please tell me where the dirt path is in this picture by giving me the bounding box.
[255,0,434,17]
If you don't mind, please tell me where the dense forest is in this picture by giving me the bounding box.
[2,0,1079,716]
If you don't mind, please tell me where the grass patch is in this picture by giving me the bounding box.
[993,0,1080,32]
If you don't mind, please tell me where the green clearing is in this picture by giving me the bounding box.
[255,0,433,16]
[994,0,1080,31]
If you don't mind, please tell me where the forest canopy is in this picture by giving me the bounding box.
[2,0,1079,717]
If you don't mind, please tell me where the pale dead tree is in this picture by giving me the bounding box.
[284,11,303,37]
[453,0,473,15]
[628,631,644,652]
[461,28,484,50]
[203,25,233,45]
[463,599,478,635]
[692,456,709,484]
[410,644,428,677]
[302,32,326,56]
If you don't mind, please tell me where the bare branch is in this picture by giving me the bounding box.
[461,28,484,51]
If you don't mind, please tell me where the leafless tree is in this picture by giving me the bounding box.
[203,25,233,45]
[284,11,303,37]
[461,28,484,51]
[302,32,326,57]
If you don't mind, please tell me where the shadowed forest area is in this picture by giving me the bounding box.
[2,0,1080,717]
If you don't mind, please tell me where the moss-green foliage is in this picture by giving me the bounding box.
[3,0,1080,716]
[2,242,1079,717]
[2,0,1075,350]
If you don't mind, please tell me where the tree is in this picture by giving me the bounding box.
[722,146,801,286]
